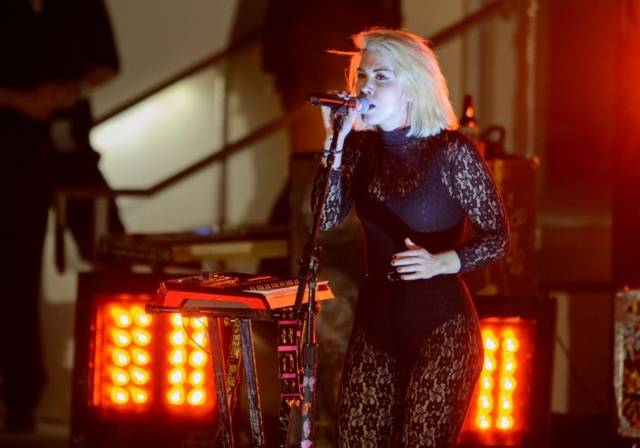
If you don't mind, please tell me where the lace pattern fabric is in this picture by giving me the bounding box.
[441,134,509,272]
[366,134,435,202]
[313,129,509,273]
[338,314,483,447]
[314,131,368,230]
[337,325,403,447]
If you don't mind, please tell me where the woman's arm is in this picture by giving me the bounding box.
[310,102,364,229]
[390,135,508,280]
[446,137,510,273]
[311,131,364,229]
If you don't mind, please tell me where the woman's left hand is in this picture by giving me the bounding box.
[391,238,461,280]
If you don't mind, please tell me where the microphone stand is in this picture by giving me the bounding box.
[290,106,346,448]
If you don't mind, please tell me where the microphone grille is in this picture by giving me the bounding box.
[356,96,370,114]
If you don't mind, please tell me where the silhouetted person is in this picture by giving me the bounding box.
[0,0,122,431]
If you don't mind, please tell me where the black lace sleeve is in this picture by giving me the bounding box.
[443,135,510,273]
[311,132,364,230]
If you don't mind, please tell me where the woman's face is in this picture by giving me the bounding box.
[356,50,409,131]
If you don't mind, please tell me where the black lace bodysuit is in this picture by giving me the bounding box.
[314,127,509,447]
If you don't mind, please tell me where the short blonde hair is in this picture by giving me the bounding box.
[347,28,458,137]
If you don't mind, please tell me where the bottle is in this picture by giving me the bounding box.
[459,95,479,139]
[459,94,485,157]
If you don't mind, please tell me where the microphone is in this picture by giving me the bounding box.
[306,91,369,113]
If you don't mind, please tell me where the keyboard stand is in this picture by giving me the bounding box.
[207,316,265,448]
[146,272,335,447]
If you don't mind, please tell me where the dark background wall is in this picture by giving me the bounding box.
[537,0,621,418]
[614,0,640,287]
[542,1,616,211]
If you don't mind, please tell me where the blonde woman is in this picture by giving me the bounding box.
[314,28,509,446]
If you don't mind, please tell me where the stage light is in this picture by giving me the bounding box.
[189,350,207,368]
[130,387,149,404]
[478,393,493,411]
[503,357,517,373]
[503,332,519,353]
[170,329,187,346]
[499,393,513,411]
[483,330,499,352]
[72,274,222,448]
[111,307,132,328]
[483,356,497,372]
[112,329,132,347]
[171,313,184,327]
[130,366,150,385]
[112,349,131,367]
[111,368,130,386]
[501,376,517,392]
[168,387,185,405]
[162,312,215,415]
[480,376,493,390]
[476,414,491,430]
[189,370,205,387]
[93,298,158,413]
[187,388,206,406]
[458,296,555,448]
[132,328,152,346]
[111,387,129,405]
[464,320,529,440]
[131,347,150,366]
[192,330,208,347]
[497,415,514,430]
[169,348,187,366]
[169,367,186,385]
[131,305,152,327]
[100,298,216,416]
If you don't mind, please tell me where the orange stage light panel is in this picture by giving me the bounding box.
[459,318,536,446]
[90,296,216,419]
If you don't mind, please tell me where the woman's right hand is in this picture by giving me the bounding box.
[320,92,359,151]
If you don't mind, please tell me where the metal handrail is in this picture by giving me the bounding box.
[58,107,305,199]
[95,29,262,125]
